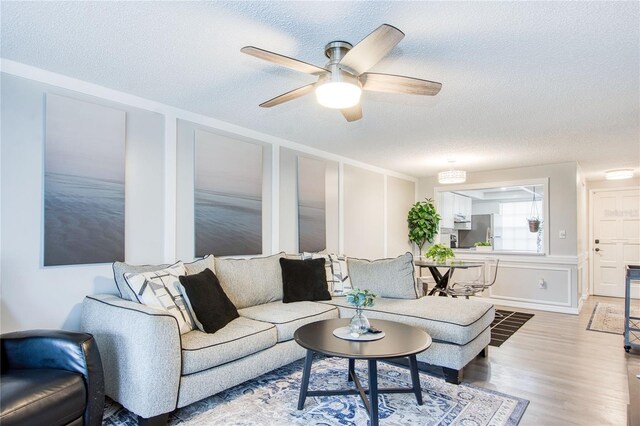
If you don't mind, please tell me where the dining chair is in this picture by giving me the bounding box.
[439,259,500,299]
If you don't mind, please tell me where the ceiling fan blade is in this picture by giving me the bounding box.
[259,83,316,108]
[338,24,405,75]
[341,104,363,122]
[241,46,328,75]
[360,73,442,96]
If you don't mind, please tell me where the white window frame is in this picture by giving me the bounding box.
[434,178,550,255]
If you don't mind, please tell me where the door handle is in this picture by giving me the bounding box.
[595,248,601,252]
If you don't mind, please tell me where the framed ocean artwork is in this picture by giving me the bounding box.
[194,130,263,256]
[297,156,326,253]
[44,94,125,266]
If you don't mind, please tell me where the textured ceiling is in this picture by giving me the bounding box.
[2,1,639,179]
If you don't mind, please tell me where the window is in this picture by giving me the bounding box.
[499,200,543,252]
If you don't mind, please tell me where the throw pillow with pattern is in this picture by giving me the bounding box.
[123,261,195,334]
[302,252,351,295]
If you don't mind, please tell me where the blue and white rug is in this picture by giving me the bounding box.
[103,356,528,425]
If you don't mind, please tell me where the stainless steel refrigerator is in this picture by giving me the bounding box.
[458,214,503,249]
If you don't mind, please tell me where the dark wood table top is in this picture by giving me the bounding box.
[294,318,432,359]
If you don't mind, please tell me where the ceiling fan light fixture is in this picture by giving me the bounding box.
[438,169,466,184]
[315,81,362,109]
[242,24,441,121]
[605,169,634,180]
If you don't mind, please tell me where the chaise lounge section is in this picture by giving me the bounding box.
[321,296,493,384]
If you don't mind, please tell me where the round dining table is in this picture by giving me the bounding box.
[414,258,485,296]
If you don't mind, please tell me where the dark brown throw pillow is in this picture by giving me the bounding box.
[280,258,332,303]
[178,268,239,334]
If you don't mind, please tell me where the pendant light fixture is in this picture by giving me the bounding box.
[438,160,466,184]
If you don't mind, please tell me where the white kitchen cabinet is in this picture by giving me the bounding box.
[439,193,472,231]
[439,192,455,229]
[454,195,472,220]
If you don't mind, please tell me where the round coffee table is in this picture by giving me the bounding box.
[294,318,432,426]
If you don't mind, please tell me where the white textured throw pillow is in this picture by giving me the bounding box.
[302,252,352,295]
[214,253,285,309]
[347,252,417,299]
[123,261,196,334]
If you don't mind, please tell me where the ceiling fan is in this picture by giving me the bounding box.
[241,24,442,122]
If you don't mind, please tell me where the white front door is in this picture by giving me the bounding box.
[592,188,640,298]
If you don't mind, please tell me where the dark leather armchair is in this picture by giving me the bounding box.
[1,330,105,426]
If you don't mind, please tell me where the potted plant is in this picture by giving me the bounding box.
[407,198,441,256]
[527,187,541,232]
[424,243,455,264]
[346,288,376,336]
[474,241,493,252]
[528,218,541,233]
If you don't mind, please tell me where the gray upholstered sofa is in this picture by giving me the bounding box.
[80,252,493,424]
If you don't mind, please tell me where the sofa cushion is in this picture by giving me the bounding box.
[113,255,215,302]
[184,255,215,276]
[347,252,418,299]
[123,261,196,334]
[320,296,494,345]
[280,258,332,303]
[0,369,86,426]
[178,268,239,333]
[180,317,277,375]
[214,253,285,309]
[238,301,339,342]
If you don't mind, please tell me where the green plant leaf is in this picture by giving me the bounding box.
[407,198,441,250]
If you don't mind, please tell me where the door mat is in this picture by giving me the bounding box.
[103,355,529,425]
[587,302,640,335]
[490,310,535,347]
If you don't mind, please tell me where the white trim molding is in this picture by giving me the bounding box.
[456,253,581,314]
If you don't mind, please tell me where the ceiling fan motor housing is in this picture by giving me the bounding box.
[324,41,357,76]
[324,41,353,61]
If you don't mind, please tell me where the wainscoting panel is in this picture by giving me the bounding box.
[488,263,572,307]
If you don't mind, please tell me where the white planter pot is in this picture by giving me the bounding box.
[475,246,493,252]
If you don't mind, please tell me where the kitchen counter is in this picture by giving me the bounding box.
[453,248,545,256]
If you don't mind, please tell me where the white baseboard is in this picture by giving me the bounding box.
[485,297,580,315]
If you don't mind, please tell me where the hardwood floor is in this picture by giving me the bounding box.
[463,296,640,425]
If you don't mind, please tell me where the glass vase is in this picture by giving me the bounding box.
[349,307,370,336]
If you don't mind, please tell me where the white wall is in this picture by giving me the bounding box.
[386,176,415,256]
[0,66,417,332]
[419,162,579,256]
[1,73,165,332]
[471,200,501,215]
[343,165,385,259]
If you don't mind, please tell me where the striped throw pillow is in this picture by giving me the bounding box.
[124,261,195,334]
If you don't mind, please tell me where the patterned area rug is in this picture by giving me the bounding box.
[103,355,528,425]
[490,310,535,347]
[587,302,640,334]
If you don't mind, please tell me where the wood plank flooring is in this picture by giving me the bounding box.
[463,296,640,426]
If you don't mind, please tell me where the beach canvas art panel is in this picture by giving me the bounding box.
[44,94,125,266]
[297,156,326,253]
[195,130,263,256]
